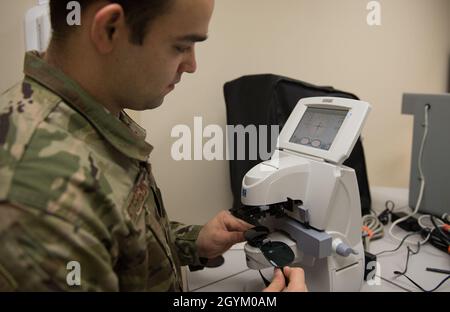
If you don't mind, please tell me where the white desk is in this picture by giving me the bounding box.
[187,187,450,292]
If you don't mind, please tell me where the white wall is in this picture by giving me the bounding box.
[141,0,450,225]
[0,0,36,93]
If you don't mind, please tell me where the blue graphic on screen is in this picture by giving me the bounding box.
[289,107,348,151]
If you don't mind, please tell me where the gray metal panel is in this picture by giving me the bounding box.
[273,217,332,259]
[402,93,450,217]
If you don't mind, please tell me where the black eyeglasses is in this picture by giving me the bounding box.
[244,226,295,287]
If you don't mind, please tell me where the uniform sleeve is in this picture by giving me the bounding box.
[169,222,207,268]
[0,203,119,292]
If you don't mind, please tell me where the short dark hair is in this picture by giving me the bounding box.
[49,0,174,45]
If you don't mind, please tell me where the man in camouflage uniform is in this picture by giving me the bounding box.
[0,0,307,292]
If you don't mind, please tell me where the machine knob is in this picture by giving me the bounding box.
[332,239,358,257]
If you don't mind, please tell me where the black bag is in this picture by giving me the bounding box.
[224,74,371,216]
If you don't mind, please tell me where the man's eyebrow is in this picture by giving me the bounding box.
[175,34,208,43]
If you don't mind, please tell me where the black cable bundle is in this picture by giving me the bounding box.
[422,215,450,254]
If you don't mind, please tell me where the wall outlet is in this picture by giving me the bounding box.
[25,2,51,52]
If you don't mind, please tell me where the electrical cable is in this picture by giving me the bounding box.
[389,104,430,245]
[430,215,450,245]
[362,201,403,246]
[418,214,445,231]
[391,238,450,292]
[386,219,448,292]
[259,270,270,287]
[375,232,422,256]
[393,242,421,276]
[398,274,450,292]
[362,213,384,240]
[375,106,449,290]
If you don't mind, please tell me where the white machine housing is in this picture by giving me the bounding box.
[242,97,371,292]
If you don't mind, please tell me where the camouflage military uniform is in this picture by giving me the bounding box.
[0,51,204,291]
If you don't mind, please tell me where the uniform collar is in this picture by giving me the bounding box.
[23,51,153,162]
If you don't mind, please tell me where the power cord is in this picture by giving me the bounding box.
[429,216,450,246]
[375,231,423,256]
[389,104,431,245]
[391,236,450,292]
[393,242,421,276]
[362,213,384,240]
[259,270,270,287]
[377,200,396,225]
[418,214,445,231]
[398,274,449,292]
[417,214,450,254]
[374,218,448,292]
[362,201,397,249]
[393,244,449,293]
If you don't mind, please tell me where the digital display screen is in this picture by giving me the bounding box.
[289,107,348,151]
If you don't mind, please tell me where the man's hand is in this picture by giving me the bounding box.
[196,211,253,259]
[263,267,308,292]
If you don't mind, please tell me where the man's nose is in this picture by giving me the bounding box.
[179,50,197,74]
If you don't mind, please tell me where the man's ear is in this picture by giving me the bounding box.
[90,4,126,54]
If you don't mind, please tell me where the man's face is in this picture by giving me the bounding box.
[110,0,214,111]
